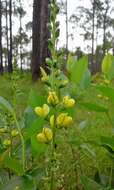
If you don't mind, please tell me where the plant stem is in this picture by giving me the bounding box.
[13,113,26,172]
[106,111,113,128]
[64,130,80,189]
[50,125,55,190]
[109,164,112,188]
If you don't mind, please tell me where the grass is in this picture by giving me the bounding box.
[0,72,114,189]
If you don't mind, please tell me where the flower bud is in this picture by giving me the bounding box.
[63,96,75,108]
[37,133,47,143]
[50,115,55,128]
[97,94,103,99]
[56,113,73,128]
[47,91,59,106]
[43,128,53,141]
[0,128,7,134]
[3,139,11,146]
[35,104,50,118]
[40,67,49,82]
[37,128,53,143]
[11,129,19,137]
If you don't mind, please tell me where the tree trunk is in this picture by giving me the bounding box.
[103,3,109,57]
[0,0,3,74]
[6,0,9,70]
[91,0,95,72]
[19,0,23,71]
[32,0,50,81]
[8,0,13,73]
[66,0,68,54]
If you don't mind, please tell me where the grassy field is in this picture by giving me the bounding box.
[0,72,114,189]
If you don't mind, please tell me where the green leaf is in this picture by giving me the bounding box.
[81,175,102,190]
[67,53,76,72]
[97,85,114,103]
[102,54,113,74]
[80,144,96,158]
[31,135,47,156]
[28,89,46,108]
[101,136,114,147]
[24,118,46,140]
[70,56,88,85]
[78,102,108,112]
[0,175,36,190]
[0,96,14,114]
[80,69,91,89]
[4,156,24,176]
[108,60,114,80]
[24,106,37,129]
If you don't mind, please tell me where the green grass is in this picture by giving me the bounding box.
[0,73,45,115]
[0,73,114,189]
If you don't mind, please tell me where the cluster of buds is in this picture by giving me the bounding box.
[47,91,59,106]
[40,67,49,83]
[0,127,19,147]
[34,91,75,143]
[97,94,109,101]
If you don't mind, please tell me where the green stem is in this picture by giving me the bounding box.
[50,125,55,190]
[64,130,79,189]
[109,164,112,188]
[106,112,113,128]
[13,113,26,172]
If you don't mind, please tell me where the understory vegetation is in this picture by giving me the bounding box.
[1,1,114,190]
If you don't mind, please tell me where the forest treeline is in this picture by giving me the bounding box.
[0,0,114,80]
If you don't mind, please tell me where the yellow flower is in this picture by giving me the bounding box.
[40,67,49,82]
[97,94,103,99]
[37,128,53,143]
[35,104,50,118]
[56,113,73,128]
[43,128,53,141]
[104,79,110,85]
[3,139,11,146]
[37,133,47,143]
[104,96,109,101]
[50,115,55,127]
[62,80,69,86]
[63,96,75,108]
[11,129,19,137]
[0,128,7,134]
[47,91,59,106]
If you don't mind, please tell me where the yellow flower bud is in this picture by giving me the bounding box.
[104,79,110,85]
[35,104,50,118]
[3,139,11,146]
[63,116,73,127]
[0,128,7,133]
[37,128,53,143]
[97,94,103,99]
[47,91,59,106]
[40,67,49,82]
[56,113,73,128]
[63,96,75,108]
[37,133,47,143]
[43,128,53,141]
[11,129,19,137]
[104,96,109,101]
[14,186,20,190]
[50,115,55,127]
[62,80,69,86]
